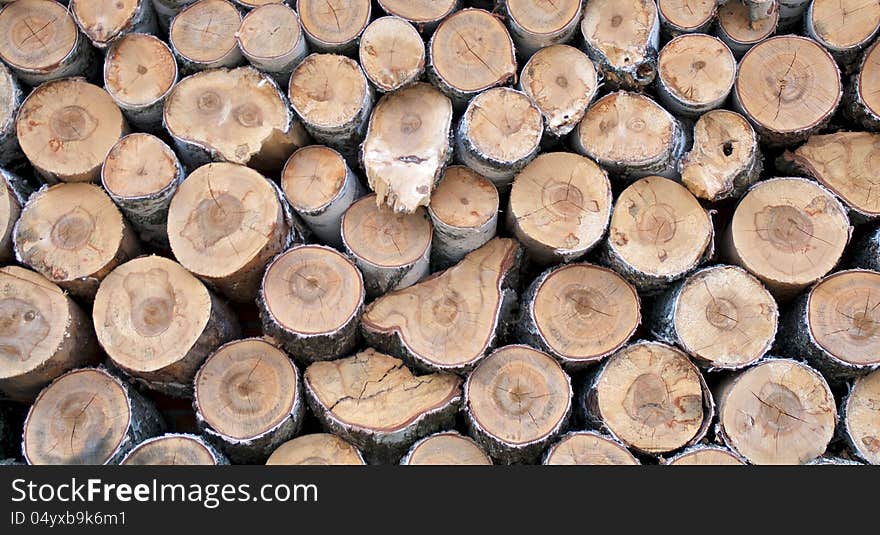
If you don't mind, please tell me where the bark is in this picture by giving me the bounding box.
[0,63,22,166]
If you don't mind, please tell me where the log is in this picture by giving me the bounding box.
[454,87,543,186]
[779,269,880,383]
[163,66,309,173]
[378,0,459,34]
[506,152,612,265]
[742,0,775,21]
[806,0,880,74]
[518,44,598,140]
[358,16,425,94]
[295,0,370,55]
[0,167,31,263]
[427,8,517,108]
[288,53,373,157]
[657,0,716,37]
[92,255,241,397]
[581,341,713,456]
[266,433,366,465]
[304,348,462,464]
[734,36,842,147]
[427,165,498,270]
[237,3,308,86]
[70,0,157,49]
[360,83,453,214]
[807,456,864,465]
[844,41,880,131]
[0,63,22,165]
[777,0,812,31]
[13,183,141,299]
[580,0,659,90]
[281,145,364,248]
[722,177,851,300]
[715,357,837,465]
[0,266,99,403]
[0,0,97,86]
[650,264,778,371]
[168,0,242,74]
[843,369,880,465]
[361,238,522,374]
[656,34,736,117]
[166,162,294,303]
[23,367,165,464]
[601,176,714,295]
[340,193,432,298]
[779,132,880,223]
[258,244,363,364]
[121,433,228,465]
[194,338,304,464]
[465,344,571,465]
[542,431,640,465]
[715,0,778,59]
[679,109,762,202]
[400,431,492,465]
[16,78,126,183]
[502,0,582,58]
[151,0,194,31]
[103,33,177,133]
[573,91,686,181]
[662,445,747,465]
[517,263,641,370]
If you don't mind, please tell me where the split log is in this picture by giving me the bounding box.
[454,87,542,185]
[304,348,462,464]
[581,341,712,456]
[650,265,778,371]
[502,0,582,58]
[166,162,293,303]
[378,0,459,34]
[0,266,99,403]
[662,445,746,465]
[779,269,880,383]
[358,16,425,94]
[103,33,177,133]
[151,0,193,31]
[656,34,735,117]
[281,145,364,248]
[844,370,880,465]
[93,255,240,397]
[13,183,141,299]
[715,0,778,59]
[360,83,453,213]
[601,176,713,295]
[237,3,308,86]
[734,36,842,146]
[427,166,498,270]
[23,367,165,465]
[715,358,837,465]
[288,53,373,157]
[0,167,32,263]
[506,152,612,265]
[722,177,851,299]
[16,78,126,183]
[518,44,598,140]
[573,91,686,181]
[777,0,812,31]
[340,193,432,298]
[0,0,97,86]
[163,66,309,172]
[361,238,521,374]
[465,344,571,465]
[542,431,639,465]
[844,41,880,131]
[657,0,716,37]
[427,8,517,108]
[779,132,880,223]
[70,0,157,49]
[121,433,228,465]
[0,63,22,165]
[806,0,880,73]
[259,245,363,363]
[266,434,366,465]
[517,263,640,369]
[194,338,304,464]
[168,0,242,74]
[400,431,492,465]
[295,0,370,55]
[580,0,659,90]
[679,109,762,202]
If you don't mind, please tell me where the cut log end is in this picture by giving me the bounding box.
[237,3,307,79]
[266,434,366,466]
[580,0,659,90]
[849,41,880,130]
[663,446,746,466]
[122,434,227,465]
[102,133,180,200]
[845,370,880,465]
[104,33,176,130]
[0,0,79,77]
[296,0,370,53]
[543,431,640,465]
[71,0,154,49]
[716,0,778,58]
[657,0,716,35]
[401,431,492,465]
[359,16,425,93]
[169,0,241,71]
[808,0,880,65]
[657,34,735,117]
[504,0,581,57]
[378,0,458,28]
[0,178,20,262]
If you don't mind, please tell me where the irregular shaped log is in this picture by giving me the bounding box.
[362,238,520,373]
[657,0,716,37]
[844,41,880,131]
[304,348,462,464]
[168,0,242,74]
[296,0,370,54]
[0,63,21,165]
[237,4,308,86]
[806,0,880,73]
[400,431,492,466]
[358,16,425,93]
[656,34,735,117]
[266,434,366,466]
[542,431,640,465]
[580,0,659,90]
[844,370,880,465]
[662,445,746,466]
[122,433,228,465]
[71,0,157,49]
[502,0,582,58]
[715,0,778,59]
[378,0,459,33]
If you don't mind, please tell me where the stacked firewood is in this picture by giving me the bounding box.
[0,0,879,466]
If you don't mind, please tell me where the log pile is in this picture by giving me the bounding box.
[0,0,879,467]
